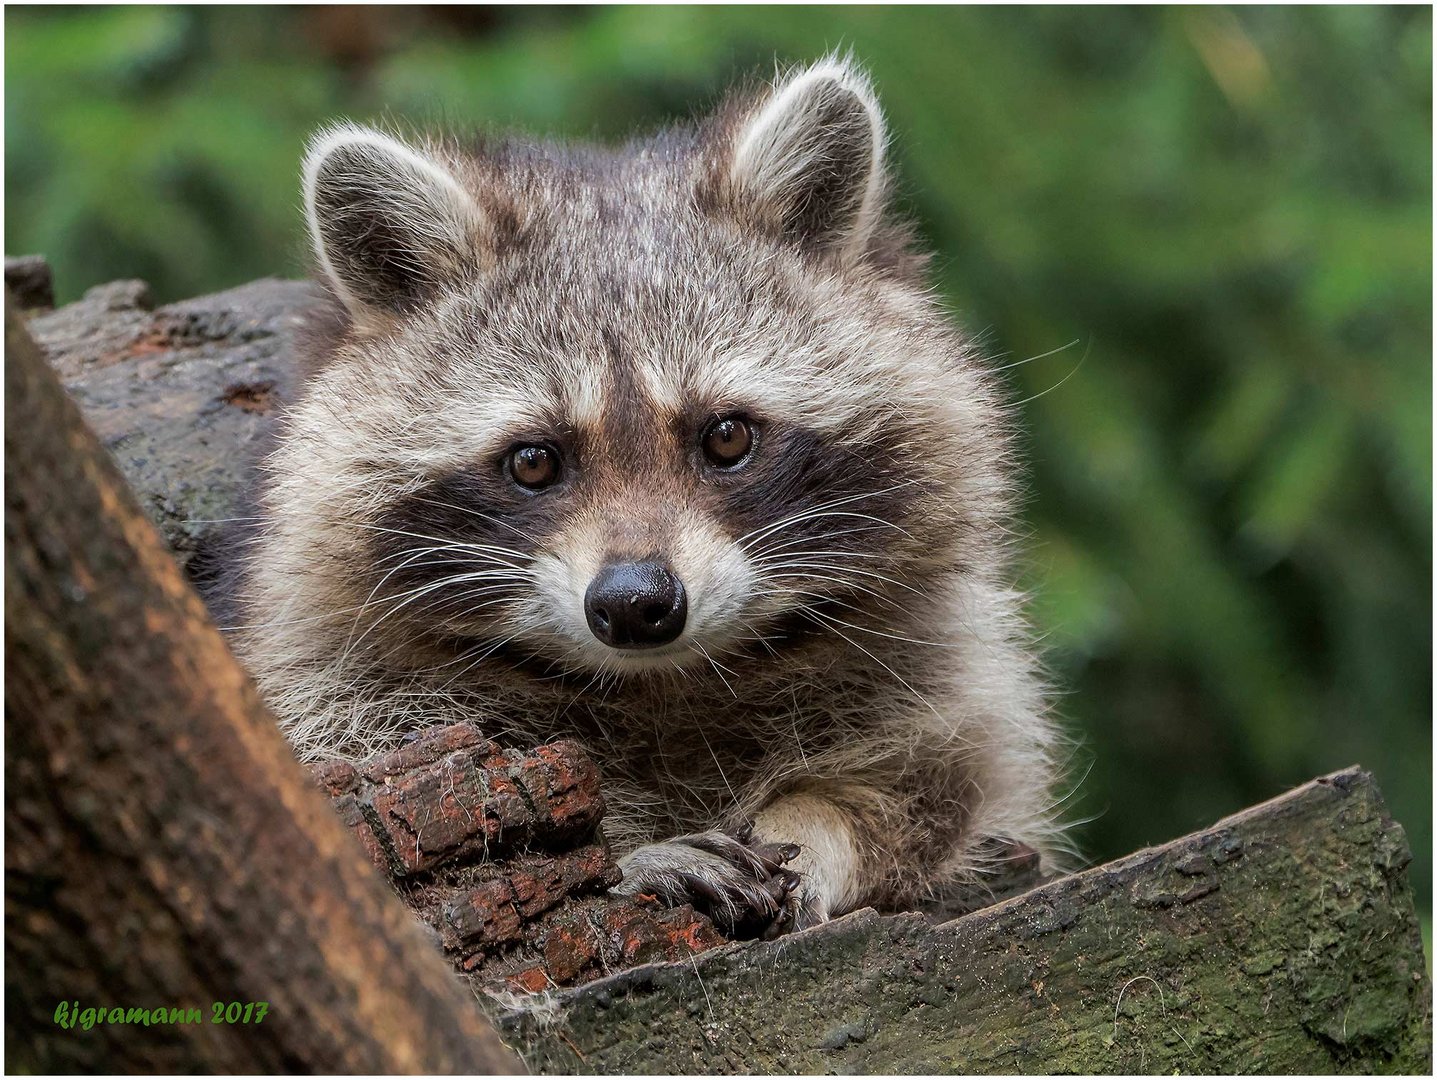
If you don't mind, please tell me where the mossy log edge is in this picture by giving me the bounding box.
[500,767,1432,1074]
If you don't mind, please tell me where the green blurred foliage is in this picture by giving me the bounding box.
[7,6,1431,907]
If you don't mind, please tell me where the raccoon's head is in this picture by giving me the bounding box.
[271,57,1013,683]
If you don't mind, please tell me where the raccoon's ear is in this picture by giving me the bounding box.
[724,56,887,261]
[302,124,486,320]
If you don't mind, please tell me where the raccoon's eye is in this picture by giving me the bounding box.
[701,415,755,469]
[507,444,561,490]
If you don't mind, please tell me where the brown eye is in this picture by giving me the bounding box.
[702,415,755,468]
[507,444,561,489]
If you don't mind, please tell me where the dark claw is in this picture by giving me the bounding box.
[759,869,798,906]
[677,872,726,910]
[760,916,789,942]
[758,872,809,941]
[752,841,802,872]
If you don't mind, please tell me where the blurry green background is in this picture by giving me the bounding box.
[6,6,1432,925]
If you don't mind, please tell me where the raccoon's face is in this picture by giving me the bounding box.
[280,58,1009,680]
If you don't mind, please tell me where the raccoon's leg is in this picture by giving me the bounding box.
[752,742,1061,935]
[611,830,804,938]
[750,791,868,934]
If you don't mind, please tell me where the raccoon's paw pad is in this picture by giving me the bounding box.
[614,830,803,938]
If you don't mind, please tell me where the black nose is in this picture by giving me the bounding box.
[584,561,688,649]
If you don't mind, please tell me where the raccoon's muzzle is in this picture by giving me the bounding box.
[584,561,688,649]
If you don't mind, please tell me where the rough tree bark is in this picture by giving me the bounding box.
[310,722,728,997]
[3,292,519,1073]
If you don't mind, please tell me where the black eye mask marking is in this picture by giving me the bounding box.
[715,422,920,557]
[368,464,560,624]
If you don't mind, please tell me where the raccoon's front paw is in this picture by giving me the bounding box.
[614,829,803,938]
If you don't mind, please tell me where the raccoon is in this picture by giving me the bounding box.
[228,56,1066,936]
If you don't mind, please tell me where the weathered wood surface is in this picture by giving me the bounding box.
[4,291,518,1073]
[21,273,313,575]
[5,254,55,309]
[499,768,1430,1074]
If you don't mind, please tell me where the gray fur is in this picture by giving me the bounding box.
[229,56,1070,931]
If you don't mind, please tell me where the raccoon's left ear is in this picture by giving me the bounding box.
[302,123,488,321]
[720,56,888,263]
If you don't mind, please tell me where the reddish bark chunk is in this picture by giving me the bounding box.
[309,724,727,995]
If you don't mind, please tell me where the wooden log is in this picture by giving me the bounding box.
[4,254,54,309]
[20,273,313,577]
[498,768,1431,1074]
[3,292,518,1073]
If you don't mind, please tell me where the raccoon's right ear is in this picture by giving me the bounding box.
[302,124,487,320]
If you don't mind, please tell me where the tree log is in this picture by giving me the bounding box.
[19,274,312,577]
[3,292,518,1072]
[497,767,1431,1073]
